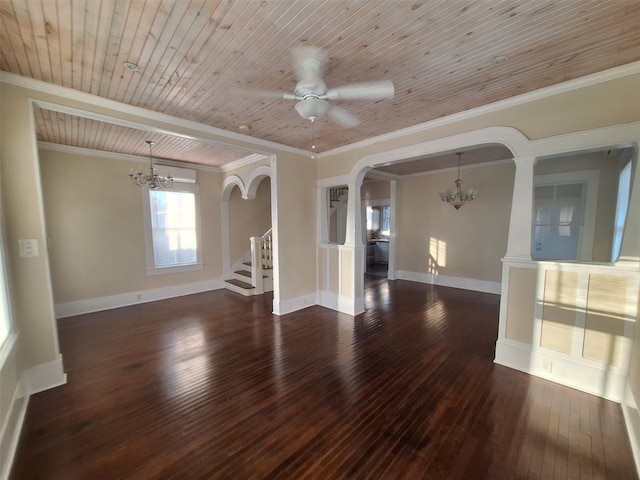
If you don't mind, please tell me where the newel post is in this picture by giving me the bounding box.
[250,236,264,295]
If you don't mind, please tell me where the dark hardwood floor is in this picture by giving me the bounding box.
[10,277,637,479]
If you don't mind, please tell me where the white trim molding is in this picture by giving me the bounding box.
[395,270,502,295]
[622,382,640,477]
[0,382,28,480]
[23,355,67,395]
[55,278,225,318]
[273,293,317,316]
[495,339,628,402]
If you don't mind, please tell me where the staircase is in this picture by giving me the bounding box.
[224,229,273,296]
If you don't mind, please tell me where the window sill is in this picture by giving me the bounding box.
[146,263,203,276]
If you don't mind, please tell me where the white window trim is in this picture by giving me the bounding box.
[533,169,599,262]
[141,183,203,276]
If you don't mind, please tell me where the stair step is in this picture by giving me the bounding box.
[225,279,253,290]
[235,270,252,278]
[241,262,273,271]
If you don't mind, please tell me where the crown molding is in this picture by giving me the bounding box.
[221,154,272,173]
[1,71,310,158]
[319,61,640,158]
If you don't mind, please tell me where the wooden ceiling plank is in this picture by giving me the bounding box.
[129,0,201,107]
[144,1,234,112]
[133,0,248,110]
[10,0,42,79]
[163,0,277,119]
[50,0,73,88]
[120,0,173,105]
[138,0,216,110]
[97,0,133,98]
[105,0,145,100]
[0,2,24,74]
[77,0,100,92]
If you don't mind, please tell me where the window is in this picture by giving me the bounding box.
[0,226,12,350]
[612,160,632,261]
[143,183,202,274]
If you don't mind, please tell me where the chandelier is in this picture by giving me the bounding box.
[129,140,173,189]
[439,152,477,210]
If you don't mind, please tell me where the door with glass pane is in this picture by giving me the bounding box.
[533,183,585,260]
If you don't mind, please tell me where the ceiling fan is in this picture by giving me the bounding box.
[258,46,395,128]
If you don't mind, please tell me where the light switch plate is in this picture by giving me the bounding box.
[19,239,40,257]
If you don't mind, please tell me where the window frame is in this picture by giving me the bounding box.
[141,182,203,276]
[612,159,633,262]
[0,222,14,357]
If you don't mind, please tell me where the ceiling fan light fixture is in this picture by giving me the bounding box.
[295,98,330,122]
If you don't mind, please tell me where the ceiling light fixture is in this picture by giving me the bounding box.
[123,62,140,71]
[493,56,509,65]
[129,141,173,189]
[439,152,477,210]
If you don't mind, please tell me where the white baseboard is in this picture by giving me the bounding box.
[0,383,29,480]
[395,270,501,295]
[23,355,67,395]
[55,278,225,318]
[273,293,317,315]
[0,355,66,480]
[623,382,640,478]
[495,339,628,402]
[317,291,365,316]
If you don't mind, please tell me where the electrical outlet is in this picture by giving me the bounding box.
[136,293,142,300]
[541,359,553,373]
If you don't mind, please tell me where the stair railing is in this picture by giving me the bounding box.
[249,228,272,295]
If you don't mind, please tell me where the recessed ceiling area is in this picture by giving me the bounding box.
[34,109,254,168]
[372,145,514,177]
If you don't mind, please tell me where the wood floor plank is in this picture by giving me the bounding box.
[9,278,638,479]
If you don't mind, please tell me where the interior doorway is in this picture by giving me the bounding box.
[361,177,392,278]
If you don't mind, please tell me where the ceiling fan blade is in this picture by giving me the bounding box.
[327,105,360,128]
[293,46,327,83]
[233,87,300,100]
[325,80,395,100]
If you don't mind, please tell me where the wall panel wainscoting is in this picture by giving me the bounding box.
[9,278,637,479]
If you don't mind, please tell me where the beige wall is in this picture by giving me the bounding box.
[1,84,59,371]
[630,290,640,402]
[396,162,514,283]
[274,153,317,301]
[362,179,390,202]
[228,177,272,266]
[39,149,223,304]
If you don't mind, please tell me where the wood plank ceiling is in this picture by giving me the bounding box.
[1,0,639,168]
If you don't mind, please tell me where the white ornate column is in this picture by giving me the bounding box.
[339,181,365,315]
[504,156,536,261]
[496,155,537,368]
